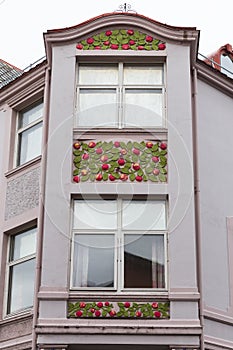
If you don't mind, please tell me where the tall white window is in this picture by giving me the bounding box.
[76,63,165,128]
[72,198,167,290]
[7,227,37,314]
[16,101,43,166]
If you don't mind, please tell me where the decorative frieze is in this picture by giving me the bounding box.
[73,140,167,183]
[68,300,169,319]
[76,29,166,51]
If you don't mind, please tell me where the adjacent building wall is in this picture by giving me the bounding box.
[197,78,233,347]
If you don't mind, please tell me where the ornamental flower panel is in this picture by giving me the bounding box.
[68,301,170,319]
[76,29,166,51]
[73,140,167,183]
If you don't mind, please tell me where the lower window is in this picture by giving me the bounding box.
[7,227,37,314]
[71,197,167,290]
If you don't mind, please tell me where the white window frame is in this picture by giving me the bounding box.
[5,227,37,316]
[15,100,43,166]
[71,196,168,292]
[75,61,166,129]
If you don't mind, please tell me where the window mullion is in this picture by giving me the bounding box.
[117,198,123,291]
[164,232,168,290]
[117,87,122,129]
[118,63,124,129]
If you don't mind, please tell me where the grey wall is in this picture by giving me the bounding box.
[197,80,233,311]
[166,44,197,291]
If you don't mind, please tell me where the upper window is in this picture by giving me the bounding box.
[76,63,165,128]
[6,227,37,315]
[16,101,43,166]
[71,198,167,291]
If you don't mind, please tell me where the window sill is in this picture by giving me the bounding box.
[5,155,42,179]
[73,126,168,134]
[1,308,33,325]
[73,128,168,141]
[69,290,169,300]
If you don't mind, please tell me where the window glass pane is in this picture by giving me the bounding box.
[78,89,117,127]
[220,55,233,78]
[124,89,163,127]
[11,228,36,261]
[73,234,114,287]
[8,258,35,313]
[124,65,163,85]
[19,102,43,128]
[124,234,165,288]
[79,65,118,85]
[122,200,166,230]
[18,121,42,165]
[73,200,117,229]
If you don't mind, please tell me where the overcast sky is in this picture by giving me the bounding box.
[1,0,232,69]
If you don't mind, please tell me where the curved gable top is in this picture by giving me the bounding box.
[44,12,200,64]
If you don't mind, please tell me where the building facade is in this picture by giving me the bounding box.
[0,11,233,350]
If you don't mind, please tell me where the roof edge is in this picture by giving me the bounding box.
[46,12,197,34]
[0,60,47,103]
[196,59,233,97]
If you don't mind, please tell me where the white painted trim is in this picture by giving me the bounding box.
[0,334,32,350]
[204,309,233,326]
[76,50,167,58]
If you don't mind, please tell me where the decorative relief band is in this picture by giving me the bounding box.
[68,300,169,319]
[73,140,167,183]
[76,29,166,51]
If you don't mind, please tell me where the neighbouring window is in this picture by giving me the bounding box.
[16,101,43,166]
[76,63,165,128]
[7,227,37,314]
[220,55,233,78]
[72,198,167,290]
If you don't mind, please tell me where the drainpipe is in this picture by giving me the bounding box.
[32,64,51,350]
[191,66,204,350]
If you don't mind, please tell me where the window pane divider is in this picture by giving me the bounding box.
[9,253,36,266]
[79,85,118,88]
[122,230,167,234]
[72,230,116,234]
[124,85,164,89]
[17,117,43,134]
[122,287,167,292]
[117,198,123,291]
[70,287,117,291]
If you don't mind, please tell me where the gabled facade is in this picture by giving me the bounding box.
[0,11,233,350]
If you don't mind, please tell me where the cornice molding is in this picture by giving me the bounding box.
[44,13,199,66]
[45,13,199,42]
[0,64,47,106]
